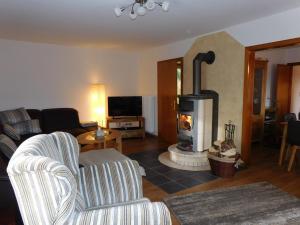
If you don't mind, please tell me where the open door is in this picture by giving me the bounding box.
[276,64,293,123]
[157,58,183,144]
[251,60,268,142]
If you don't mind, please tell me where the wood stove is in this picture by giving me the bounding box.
[177,51,219,152]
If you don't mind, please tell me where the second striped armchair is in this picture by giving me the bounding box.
[7,132,171,225]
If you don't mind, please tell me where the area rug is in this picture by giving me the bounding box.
[164,182,300,225]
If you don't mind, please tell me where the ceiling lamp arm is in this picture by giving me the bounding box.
[114,0,170,19]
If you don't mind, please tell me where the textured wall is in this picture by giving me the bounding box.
[184,32,245,151]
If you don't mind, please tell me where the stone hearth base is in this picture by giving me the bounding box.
[158,144,211,171]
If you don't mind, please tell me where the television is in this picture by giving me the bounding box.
[108,96,142,117]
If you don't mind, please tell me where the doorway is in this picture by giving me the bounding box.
[242,38,300,164]
[157,58,183,144]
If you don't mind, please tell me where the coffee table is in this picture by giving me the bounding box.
[77,129,122,153]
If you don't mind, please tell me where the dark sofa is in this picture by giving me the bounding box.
[0,108,97,224]
[11,108,97,145]
[0,107,97,166]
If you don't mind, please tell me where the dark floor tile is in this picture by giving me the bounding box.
[158,181,185,194]
[191,173,218,182]
[176,176,203,188]
[141,151,160,158]
[163,170,189,181]
[144,168,159,178]
[141,159,162,168]
[187,170,215,179]
[152,165,174,174]
[146,175,171,186]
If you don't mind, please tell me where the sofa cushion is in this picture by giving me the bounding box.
[0,134,17,159]
[26,109,42,122]
[0,108,30,125]
[12,119,42,135]
[42,108,81,133]
[3,124,20,141]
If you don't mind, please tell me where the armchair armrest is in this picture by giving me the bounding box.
[73,202,172,225]
[78,159,143,208]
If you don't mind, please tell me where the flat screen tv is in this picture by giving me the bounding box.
[108,96,142,117]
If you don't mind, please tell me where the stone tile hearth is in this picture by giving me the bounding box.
[128,150,217,194]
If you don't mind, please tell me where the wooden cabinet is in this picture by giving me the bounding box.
[107,117,145,139]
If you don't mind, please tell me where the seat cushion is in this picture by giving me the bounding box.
[79,148,146,176]
[0,134,17,159]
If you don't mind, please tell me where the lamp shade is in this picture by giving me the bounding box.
[114,7,122,17]
[90,84,106,127]
[137,6,146,16]
[146,0,156,10]
[129,11,137,20]
[162,1,170,11]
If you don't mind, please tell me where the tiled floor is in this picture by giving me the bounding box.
[128,150,218,194]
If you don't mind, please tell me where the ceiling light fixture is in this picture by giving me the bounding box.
[114,0,170,20]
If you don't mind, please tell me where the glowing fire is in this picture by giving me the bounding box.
[179,114,192,131]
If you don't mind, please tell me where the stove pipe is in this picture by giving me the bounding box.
[193,51,215,95]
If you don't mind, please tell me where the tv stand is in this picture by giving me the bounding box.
[107,116,145,139]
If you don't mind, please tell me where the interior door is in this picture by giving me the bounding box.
[157,58,183,144]
[251,60,268,142]
[276,64,293,123]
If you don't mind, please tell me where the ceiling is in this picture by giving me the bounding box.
[0,0,300,49]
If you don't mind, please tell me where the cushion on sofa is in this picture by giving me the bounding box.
[3,124,20,141]
[12,119,42,135]
[26,109,42,123]
[42,108,81,133]
[0,134,17,159]
[0,108,31,125]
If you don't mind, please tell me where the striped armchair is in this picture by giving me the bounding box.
[7,132,171,225]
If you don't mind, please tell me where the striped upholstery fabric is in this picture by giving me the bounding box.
[3,124,20,140]
[7,132,172,225]
[0,107,31,125]
[8,156,77,225]
[0,134,17,158]
[12,119,42,135]
[78,160,143,208]
[72,202,171,225]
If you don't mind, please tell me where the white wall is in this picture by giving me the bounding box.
[291,66,300,115]
[0,39,139,122]
[227,7,300,46]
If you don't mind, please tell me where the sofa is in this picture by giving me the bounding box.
[7,132,171,225]
[16,108,96,145]
[0,107,97,224]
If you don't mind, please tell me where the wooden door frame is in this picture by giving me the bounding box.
[242,37,300,164]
